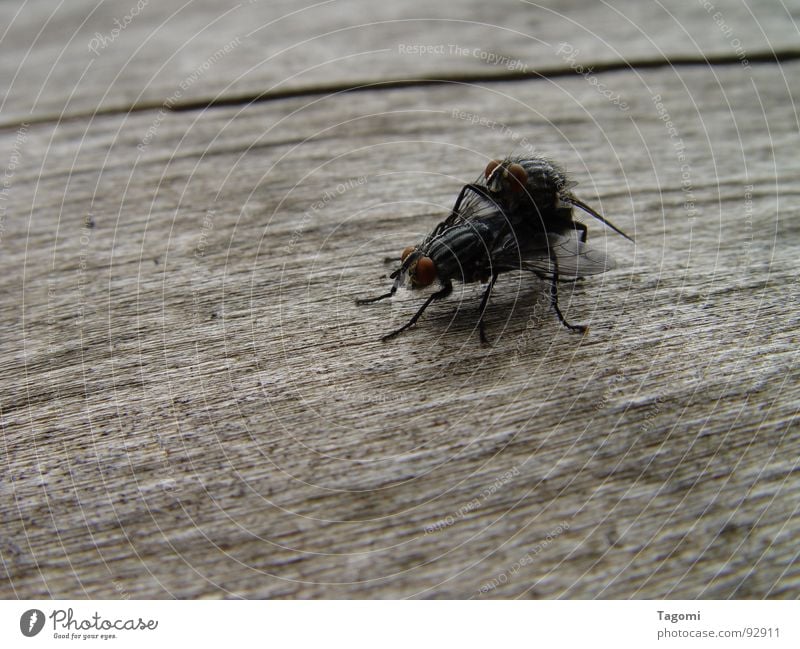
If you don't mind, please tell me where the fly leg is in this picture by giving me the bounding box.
[382,281,453,341]
[355,285,397,305]
[444,184,495,225]
[551,207,587,243]
[571,220,588,282]
[574,221,588,243]
[476,272,499,344]
[547,249,587,334]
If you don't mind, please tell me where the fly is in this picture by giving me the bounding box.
[356,155,633,342]
[454,156,634,244]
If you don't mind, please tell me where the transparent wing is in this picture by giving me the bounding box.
[492,230,616,279]
[454,184,501,222]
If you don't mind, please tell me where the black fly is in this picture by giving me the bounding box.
[461,156,634,244]
[356,156,633,342]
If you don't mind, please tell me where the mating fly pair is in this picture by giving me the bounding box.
[356,156,633,342]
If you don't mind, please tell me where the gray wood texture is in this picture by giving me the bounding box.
[1,0,798,599]
[2,0,799,124]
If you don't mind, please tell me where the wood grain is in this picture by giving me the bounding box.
[1,3,798,599]
[2,0,799,125]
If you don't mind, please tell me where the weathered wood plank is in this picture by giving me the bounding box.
[1,54,798,597]
[2,0,798,124]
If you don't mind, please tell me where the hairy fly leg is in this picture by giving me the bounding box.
[381,281,453,342]
[355,285,397,305]
[547,247,587,333]
[476,272,500,344]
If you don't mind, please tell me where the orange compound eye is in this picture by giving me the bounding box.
[413,256,437,287]
[507,163,528,193]
[484,159,502,179]
[401,246,415,262]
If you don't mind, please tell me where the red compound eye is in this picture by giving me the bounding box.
[507,163,528,193]
[484,159,502,179]
[401,246,415,262]
[413,256,437,287]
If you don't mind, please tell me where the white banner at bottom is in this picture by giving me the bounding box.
[1,600,796,648]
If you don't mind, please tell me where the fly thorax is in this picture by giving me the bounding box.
[426,222,493,283]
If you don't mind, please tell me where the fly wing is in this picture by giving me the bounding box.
[492,230,615,279]
[422,188,504,244]
[445,183,502,226]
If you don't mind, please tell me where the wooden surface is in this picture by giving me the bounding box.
[3,0,800,125]
[1,0,799,599]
